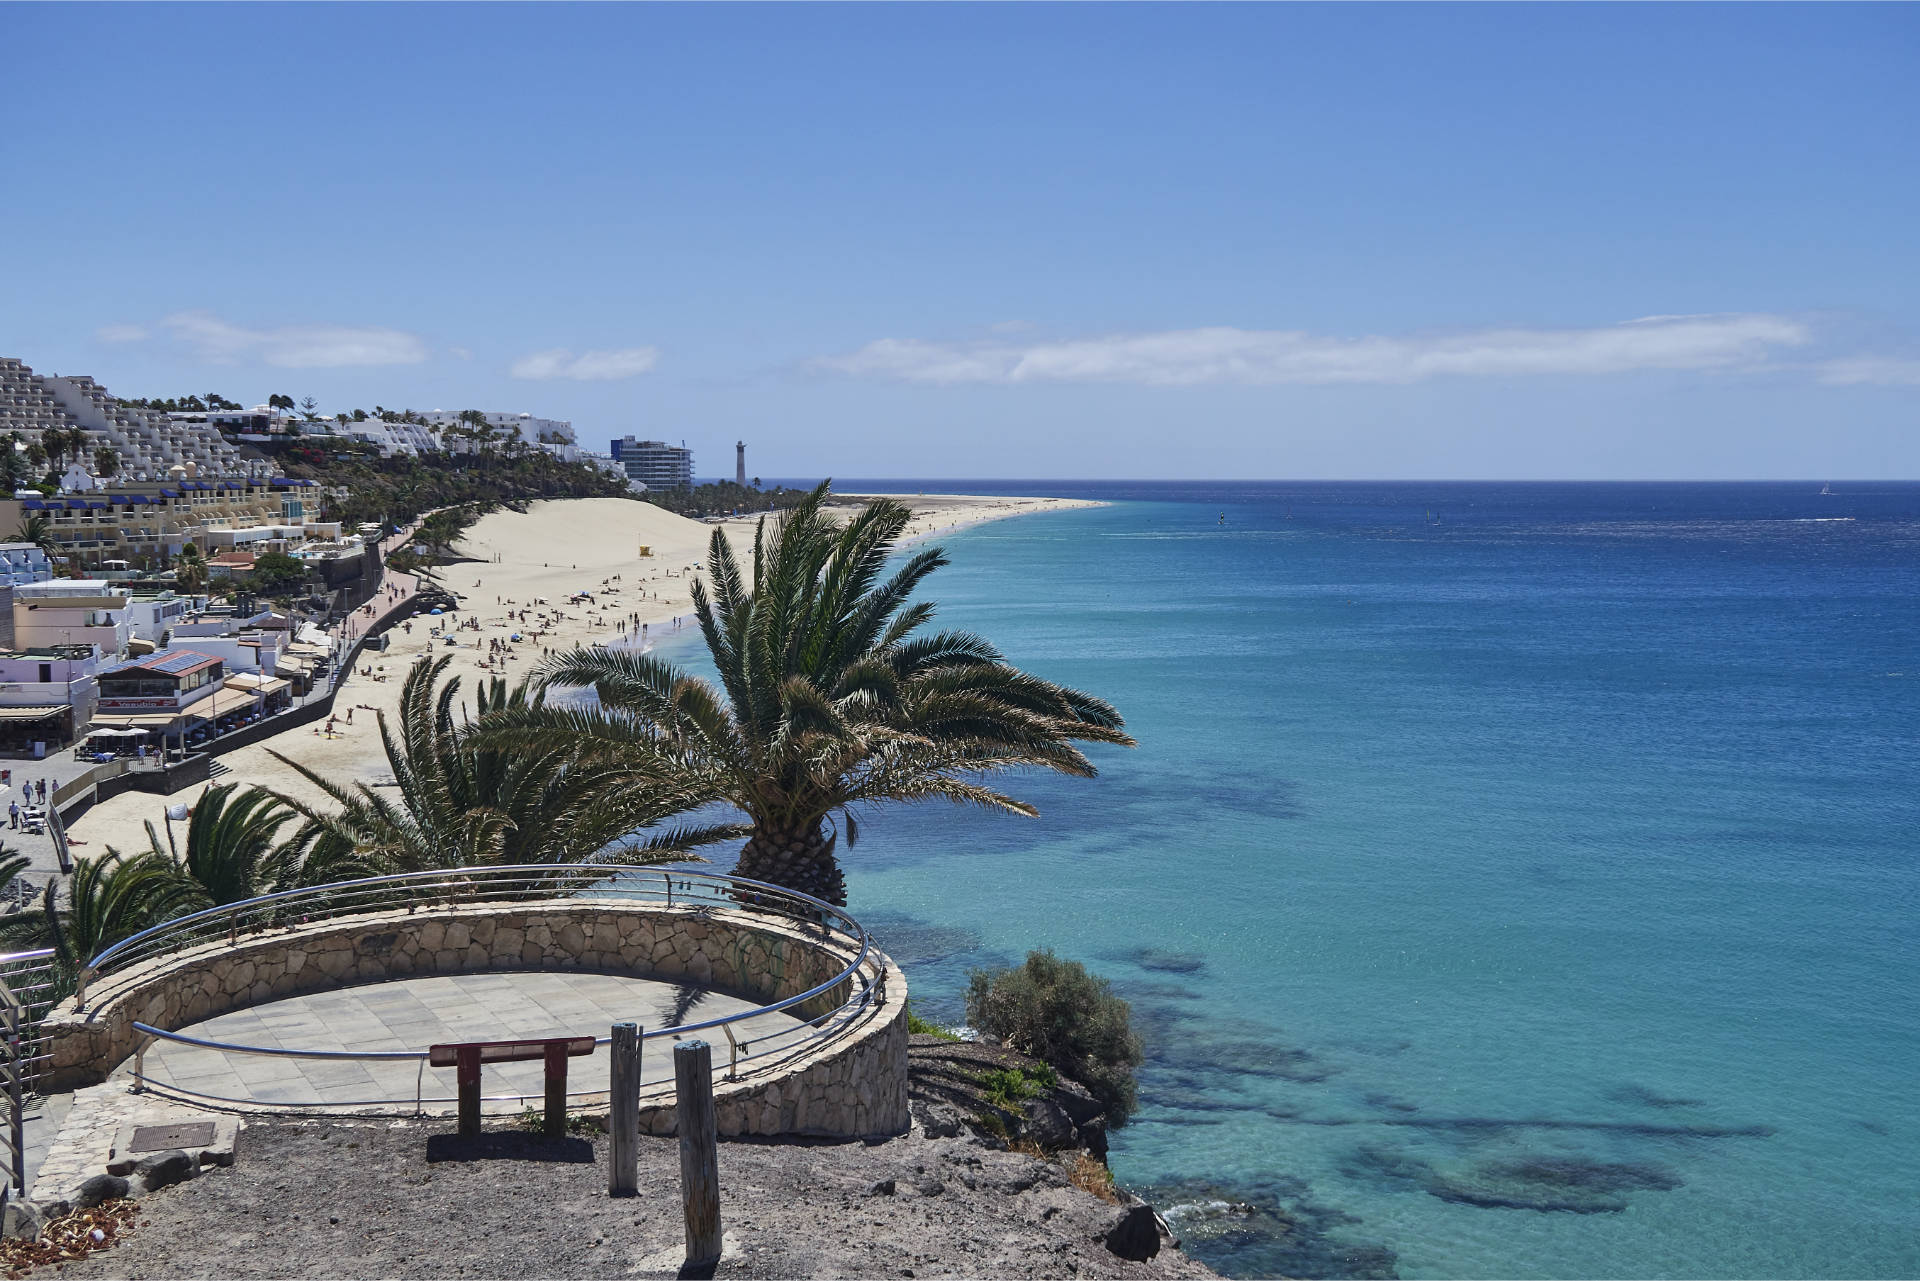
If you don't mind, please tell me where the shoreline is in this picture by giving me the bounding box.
[63,491,1101,855]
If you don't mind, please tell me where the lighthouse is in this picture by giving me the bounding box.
[736,441,746,486]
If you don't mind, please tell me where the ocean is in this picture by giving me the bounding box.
[668,480,1920,1279]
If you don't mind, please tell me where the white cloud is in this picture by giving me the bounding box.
[448,346,474,361]
[95,323,149,344]
[510,347,660,381]
[1817,355,1920,387]
[815,313,1813,387]
[161,310,427,368]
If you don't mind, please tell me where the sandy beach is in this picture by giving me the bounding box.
[63,491,1098,857]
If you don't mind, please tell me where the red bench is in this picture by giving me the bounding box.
[429,1035,597,1138]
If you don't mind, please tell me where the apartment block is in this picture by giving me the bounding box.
[609,437,693,490]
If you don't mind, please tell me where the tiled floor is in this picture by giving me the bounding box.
[113,971,805,1112]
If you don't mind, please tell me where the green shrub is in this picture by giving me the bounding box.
[976,1066,1039,1111]
[906,1003,961,1041]
[965,949,1144,1127]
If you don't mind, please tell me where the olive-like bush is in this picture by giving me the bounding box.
[965,949,1144,1126]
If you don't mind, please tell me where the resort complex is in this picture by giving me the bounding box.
[0,359,240,483]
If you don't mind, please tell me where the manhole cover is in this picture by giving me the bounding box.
[128,1122,216,1153]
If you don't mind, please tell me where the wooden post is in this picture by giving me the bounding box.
[456,1045,481,1140]
[675,1039,721,1267]
[543,1042,568,1138]
[608,1022,641,1197]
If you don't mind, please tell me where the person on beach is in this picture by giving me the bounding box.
[6,802,15,830]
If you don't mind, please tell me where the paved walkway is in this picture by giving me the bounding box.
[115,971,806,1111]
[1,756,100,881]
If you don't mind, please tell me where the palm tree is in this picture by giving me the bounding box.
[10,514,57,562]
[173,543,208,594]
[55,427,87,470]
[486,483,1133,905]
[272,656,737,874]
[94,446,119,478]
[0,850,202,998]
[0,786,359,986]
[157,784,316,907]
[416,506,483,564]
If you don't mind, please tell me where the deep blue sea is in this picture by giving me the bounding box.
[674,480,1920,1279]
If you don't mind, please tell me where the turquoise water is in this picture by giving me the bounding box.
[670,482,1920,1279]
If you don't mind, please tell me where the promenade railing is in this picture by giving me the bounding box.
[0,947,59,1196]
[73,866,882,1114]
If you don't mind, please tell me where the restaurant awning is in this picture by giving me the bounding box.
[90,712,190,731]
[224,673,291,696]
[0,707,65,722]
[201,687,264,719]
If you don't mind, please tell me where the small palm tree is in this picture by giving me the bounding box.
[273,656,738,873]
[0,850,202,998]
[173,543,207,594]
[0,845,33,919]
[10,514,57,562]
[486,483,1132,904]
[414,507,477,564]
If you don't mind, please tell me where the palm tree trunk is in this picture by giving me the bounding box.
[732,820,845,906]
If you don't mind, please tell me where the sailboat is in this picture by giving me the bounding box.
[1820,483,1835,496]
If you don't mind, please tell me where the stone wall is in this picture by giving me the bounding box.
[39,899,907,1138]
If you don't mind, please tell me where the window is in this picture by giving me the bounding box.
[37,664,51,684]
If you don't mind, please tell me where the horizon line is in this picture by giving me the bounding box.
[699,476,1918,486]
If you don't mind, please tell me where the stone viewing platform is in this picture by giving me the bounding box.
[116,970,808,1111]
[23,868,909,1212]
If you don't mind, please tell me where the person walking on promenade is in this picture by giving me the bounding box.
[7,802,17,830]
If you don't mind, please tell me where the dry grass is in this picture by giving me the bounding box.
[1067,1152,1121,1204]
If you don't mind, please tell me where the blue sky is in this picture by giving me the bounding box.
[2,3,1915,479]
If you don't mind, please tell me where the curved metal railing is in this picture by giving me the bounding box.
[0,947,57,1192]
[73,866,886,1114]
